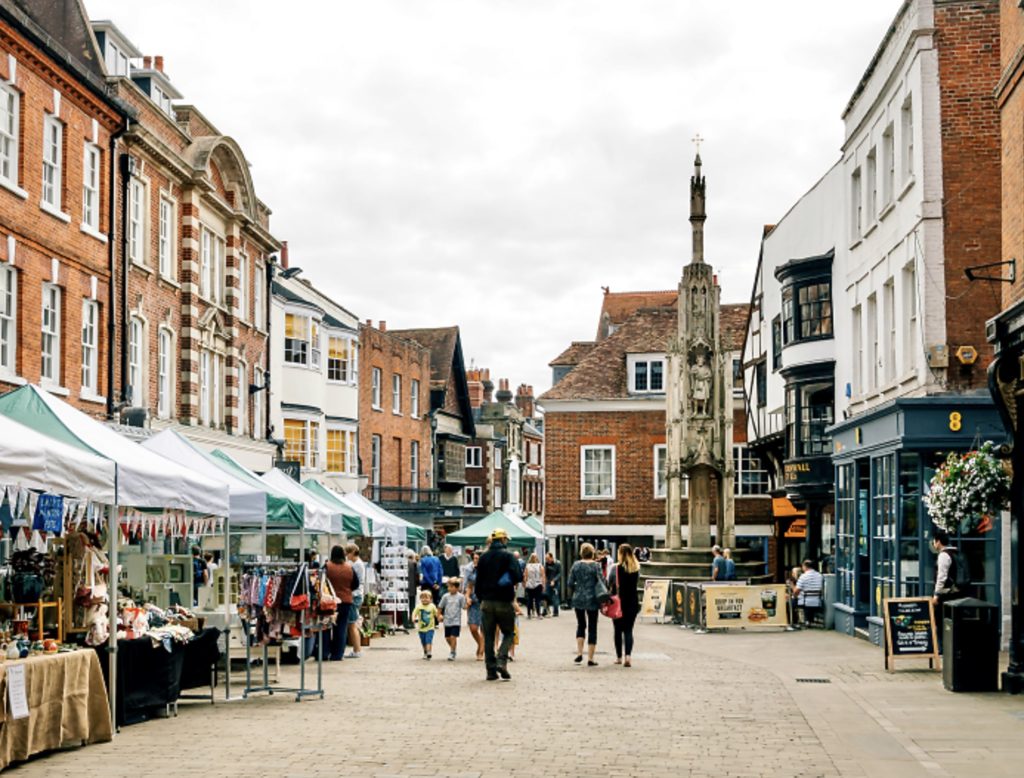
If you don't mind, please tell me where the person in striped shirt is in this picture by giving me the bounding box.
[793,560,824,627]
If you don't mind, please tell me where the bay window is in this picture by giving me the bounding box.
[284,417,321,469]
[327,426,357,474]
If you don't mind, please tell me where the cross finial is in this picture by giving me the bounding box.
[692,132,704,155]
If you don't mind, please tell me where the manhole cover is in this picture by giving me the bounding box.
[795,677,831,684]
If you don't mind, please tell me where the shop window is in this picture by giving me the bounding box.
[871,454,897,616]
[835,463,857,607]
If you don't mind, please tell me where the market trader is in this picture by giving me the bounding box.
[474,529,522,681]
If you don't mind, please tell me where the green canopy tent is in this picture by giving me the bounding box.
[446,510,541,548]
[301,480,368,537]
[523,515,544,536]
[209,450,304,529]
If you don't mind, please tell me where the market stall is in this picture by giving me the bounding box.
[447,509,542,549]
[340,491,427,544]
[301,480,369,537]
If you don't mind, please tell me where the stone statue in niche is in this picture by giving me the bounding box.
[689,350,712,417]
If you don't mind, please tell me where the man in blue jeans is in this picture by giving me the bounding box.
[475,529,522,681]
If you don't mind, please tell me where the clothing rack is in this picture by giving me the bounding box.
[239,562,325,702]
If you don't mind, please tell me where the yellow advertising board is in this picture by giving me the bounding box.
[704,584,789,629]
[640,578,671,621]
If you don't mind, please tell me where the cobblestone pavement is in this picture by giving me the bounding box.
[13,616,1024,777]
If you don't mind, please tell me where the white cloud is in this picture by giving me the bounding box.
[85,0,897,394]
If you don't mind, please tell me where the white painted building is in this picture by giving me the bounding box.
[270,266,360,492]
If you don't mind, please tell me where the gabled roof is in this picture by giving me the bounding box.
[389,326,475,437]
[597,289,678,340]
[273,281,356,331]
[720,303,750,352]
[549,341,596,367]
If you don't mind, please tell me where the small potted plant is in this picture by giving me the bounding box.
[924,441,1010,534]
[359,622,373,647]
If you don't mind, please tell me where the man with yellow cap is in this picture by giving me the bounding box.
[474,528,522,681]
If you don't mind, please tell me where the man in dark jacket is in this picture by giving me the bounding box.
[475,529,522,681]
[543,552,562,617]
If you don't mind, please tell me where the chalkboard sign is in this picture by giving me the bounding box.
[883,597,940,672]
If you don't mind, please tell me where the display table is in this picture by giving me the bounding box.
[96,627,221,726]
[0,650,112,770]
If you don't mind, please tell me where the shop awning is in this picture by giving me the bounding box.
[141,430,270,527]
[0,385,227,514]
[0,412,116,504]
[208,449,304,529]
[341,491,426,544]
[772,496,806,518]
[301,480,369,536]
[447,510,541,547]
[259,469,334,534]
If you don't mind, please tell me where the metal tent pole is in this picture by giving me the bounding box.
[107,500,119,731]
[223,517,231,701]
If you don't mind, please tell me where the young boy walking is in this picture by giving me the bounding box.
[412,590,440,659]
[438,579,467,661]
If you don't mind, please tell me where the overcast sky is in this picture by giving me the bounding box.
[86,0,897,397]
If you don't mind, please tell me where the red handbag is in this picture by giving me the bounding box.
[289,564,310,611]
[600,567,623,619]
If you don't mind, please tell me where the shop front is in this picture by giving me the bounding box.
[829,395,1004,645]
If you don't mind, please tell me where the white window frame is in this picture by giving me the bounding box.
[80,299,98,396]
[883,278,895,384]
[866,147,877,223]
[654,444,668,499]
[628,354,666,394]
[236,360,247,436]
[327,335,357,383]
[200,228,212,298]
[464,486,483,508]
[326,425,357,475]
[40,284,61,385]
[104,41,129,76]
[580,445,615,500]
[0,83,19,190]
[371,367,382,409]
[157,328,172,419]
[199,350,211,425]
[733,444,769,496]
[253,263,265,330]
[866,293,878,391]
[392,373,401,414]
[158,197,175,279]
[81,143,100,232]
[128,316,145,406]
[251,363,264,439]
[41,115,63,214]
[0,263,17,375]
[128,177,147,265]
[851,304,863,396]
[310,320,321,370]
[466,446,482,468]
[882,123,895,207]
[238,252,248,321]
[901,95,914,183]
[850,167,862,240]
[370,434,381,485]
[411,378,420,418]
[903,261,918,374]
[410,440,419,491]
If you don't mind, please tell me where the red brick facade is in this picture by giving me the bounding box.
[999,0,1024,311]
[0,18,122,414]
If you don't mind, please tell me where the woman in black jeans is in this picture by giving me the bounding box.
[567,542,602,666]
[609,544,640,667]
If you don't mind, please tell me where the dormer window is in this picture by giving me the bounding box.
[628,354,665,394]
[152,84,173,116]
[104,41,130,76]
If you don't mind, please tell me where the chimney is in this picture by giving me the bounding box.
[379,320,387,332]
[365,318,372,327]
[154,55,164,73]
[143,55,152,69]
[496,378,513,404]
[482,368,494,403]
[515,383,534,419]
[280,241,289,269]
[466,368,484,409]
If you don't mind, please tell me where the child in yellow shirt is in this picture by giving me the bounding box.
[412,590,440,659]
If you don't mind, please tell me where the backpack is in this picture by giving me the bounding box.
[943,549,970,593]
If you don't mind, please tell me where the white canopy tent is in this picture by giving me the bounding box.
[260,469,335,534]
[341,491,426,544]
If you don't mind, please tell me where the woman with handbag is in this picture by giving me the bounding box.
[567,542,604,667]
[324,545,355,661]
[609,544,640,667]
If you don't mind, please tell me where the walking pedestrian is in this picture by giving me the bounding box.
[440,544,460,583]
[464,551,484,660]
[346,543,366,658]
[543,552,562,617]
[568,542,603,667]
[930,528,966,652]
[475,529,522,681]
[439,580,466,660]
[407,551,420,627]
[324,545,355,661]
[710,545,726,580]
[609,544,640,667]
[524,553,546,618]
[419,546,443,604]
[722,548,737,581]
[412,590,440,659]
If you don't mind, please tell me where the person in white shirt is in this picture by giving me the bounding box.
[346,543,367,658]
[793,559,824,627]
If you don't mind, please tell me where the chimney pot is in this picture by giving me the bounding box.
[365,318,372,326]
[280,241,289,269]
[143,55,152,69]
[380,320,387,332]
[154,55,164,72]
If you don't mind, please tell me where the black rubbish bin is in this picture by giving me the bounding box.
[942,597,999,692]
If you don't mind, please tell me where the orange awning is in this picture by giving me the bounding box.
[772,496,806,519]
[784,518,807,539]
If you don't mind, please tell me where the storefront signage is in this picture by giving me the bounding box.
[783,458,831,486]
[640,579,671,621]
[274,460,301,482]
[784,518,807,538]
[883,597,939,672]
[704,584,789,629]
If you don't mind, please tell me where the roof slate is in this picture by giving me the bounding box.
[549,341,596,367]
[388,326,459,386]
[597,290,678,339]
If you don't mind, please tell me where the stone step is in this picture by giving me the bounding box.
[648,547,756,564]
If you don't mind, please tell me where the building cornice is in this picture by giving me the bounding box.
[537,398,666,413]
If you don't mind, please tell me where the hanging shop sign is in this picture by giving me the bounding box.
[883,597,940,672]
[704,584,789,629]
[639,579,671,621]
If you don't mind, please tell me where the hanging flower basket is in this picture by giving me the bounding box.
[923,441,1010,534]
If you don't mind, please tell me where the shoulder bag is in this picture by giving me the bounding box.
[600,566,622,619]
[593,562,611,606]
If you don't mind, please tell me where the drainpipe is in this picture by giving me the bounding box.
[106,120,129,418]
[117,150,134,412]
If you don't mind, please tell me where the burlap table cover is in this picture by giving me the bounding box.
[0,650,112,769]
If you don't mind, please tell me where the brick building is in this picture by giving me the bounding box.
[358,320,434,526]
[462,367,498,521]
[0,1,127,413]
[90,19,280,469]
[539,289,770,566]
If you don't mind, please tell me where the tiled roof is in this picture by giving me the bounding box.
[388,326,459,387]
[549,341,596,367]
[597,290,678,340]
[720,303,750,352]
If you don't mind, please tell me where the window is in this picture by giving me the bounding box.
[128,317,144,405]
[852,305,863,395]
[411,378,420,417]
[80,300,98,395]
[733,445,769,495]
[252,364,263,439]
[464,486,483,508]
[200,229,212,297]
[410,441,419,491]
[157,329,172,418]
[284,313,310,365]
[392,373,401,413]
[866,293,878,391]
[850,167,862,239]
[327,427,356,474]
[41,115,62,211]
[786,382,834,458]
[237,253,248,319]
[308,420,320,469]
[40,285,60,384]
[370,434,381,485]
[883,278,895,384]
[104,41,130,76]
[781,286,794,344]
[328,336,354,382]
[756,361,767,408]
[158,198,174,278]
[0,264,16,374]
[655,444,668,498]
[371,367,382,408]
[82,145,100,231]
[901,96,914,182]
[309,320,321,369]
[903,262,917,374]
[253,264,264,329]
[0,84,18,187]
[797,282,832,339]
[199,351,210,424]
[771,316,782,370]
[882,123,895,206]
[631,358,665,393]
[128,178,146,264]
[732,357,743,391]
[466,446,482,468]
[284,418,308,467]
[236,362,247,435]
[866,148,877,222]
[581,446,614,499]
